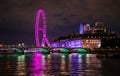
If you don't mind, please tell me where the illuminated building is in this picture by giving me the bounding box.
[83,24,91,34]
[52,22,119,48]
[52,37,101,48]
[79,24,92,34]
[93,22,106,34]
[79,24,83,34]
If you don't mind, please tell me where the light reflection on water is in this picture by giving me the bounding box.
[15,55,26,76]
[0,53,102,76]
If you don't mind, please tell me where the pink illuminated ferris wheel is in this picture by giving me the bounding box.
[35,8,50,47]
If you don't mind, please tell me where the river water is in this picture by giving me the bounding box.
[0,53,120,76]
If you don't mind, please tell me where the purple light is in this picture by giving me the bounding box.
[30,52,43,76]
[60,41,66,47]
[67,40,82,48]
[52,40,83,48]
[51,43,58,47]
[35,8,50,47]
[80,24,83,34]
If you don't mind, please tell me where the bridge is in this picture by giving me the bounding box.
[0,47,120,54]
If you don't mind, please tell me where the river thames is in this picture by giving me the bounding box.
[0,53,120,76]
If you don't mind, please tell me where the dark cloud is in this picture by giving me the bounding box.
[0,0,120,45]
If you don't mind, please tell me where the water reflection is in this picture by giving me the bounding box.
[69,53,87,76]
[0,53,103,76]
[15,55,26,76]
[45,53,102,76]
[50,53,61,75]
[45,54,52,75]
[29,52,45,76]
[60,54,69,75]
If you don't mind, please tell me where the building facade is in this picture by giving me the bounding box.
[52,38,101,48]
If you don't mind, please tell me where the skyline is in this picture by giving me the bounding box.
[0,0,120,45]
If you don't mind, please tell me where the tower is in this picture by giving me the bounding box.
[79,24,83,34]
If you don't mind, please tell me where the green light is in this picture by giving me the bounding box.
[60,53,68,58]
[39,48,49,54]
[18,55,25,61]
[61,48,70,53]
[12,48,22,53]
[61,54,65,58]
[77,48,87,53]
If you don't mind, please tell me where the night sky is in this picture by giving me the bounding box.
[0,0,120,45]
